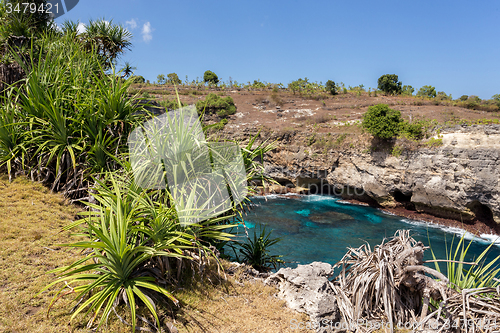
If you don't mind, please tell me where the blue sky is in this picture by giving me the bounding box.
[56,0,500,99]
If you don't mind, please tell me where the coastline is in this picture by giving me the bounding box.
[252,190,500,238]
[341,198,500,237]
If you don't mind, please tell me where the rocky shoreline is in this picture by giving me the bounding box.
[343,198,500,237]
[254,190,500,238]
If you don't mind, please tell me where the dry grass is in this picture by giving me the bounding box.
[0,174,309,332]
[173,264,312,332]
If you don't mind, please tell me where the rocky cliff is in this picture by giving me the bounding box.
[261,124,500,227]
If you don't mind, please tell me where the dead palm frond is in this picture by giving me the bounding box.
[330,230,500,333]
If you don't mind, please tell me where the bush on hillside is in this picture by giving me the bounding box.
[203,70,219,85]
[196,93,236,117]
[130,75,145,83]
[377,74,402,95]
[401,85,414,96]
[400,121,424,140]
[362,104,402,140]
[167,72,182,85]
[288,78,309,95]
[416,85,437,98]
[459,95,469,101]
[157,73,166,84]
[436,91,451,101]
[160,99,187,110]
[325,80,337,95]
[252,80,266,89]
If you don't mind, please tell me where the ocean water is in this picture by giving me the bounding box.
[233,195,500,270]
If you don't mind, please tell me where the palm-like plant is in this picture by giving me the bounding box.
[41,167,237,331]
[1,32,143,197]
[120,61,136,78]
[81,19,132,69]
[238,226,284,272]
[429,233,500,290]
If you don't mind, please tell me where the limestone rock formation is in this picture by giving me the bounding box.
[265,262,339,332]
[263,125,500,225]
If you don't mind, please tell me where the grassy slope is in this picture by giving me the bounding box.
[0,174,310,332]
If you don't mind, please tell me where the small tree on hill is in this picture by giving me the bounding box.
[167,73,181,85]
[203,70,219,85]
[416,85,437,98]
[157,74,166,85]
[377,74,402,95]
[325,80,337,95]
[492,94,500,108]
[362,104,402,140]
[401,85,414,96]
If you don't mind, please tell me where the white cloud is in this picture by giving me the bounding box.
[126,19,137,30]
[77,22,86,34]
[142,22,153,43]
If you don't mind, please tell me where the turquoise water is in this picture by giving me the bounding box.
[234,195,500,269]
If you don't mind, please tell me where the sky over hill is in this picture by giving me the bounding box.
[56,0,500,99]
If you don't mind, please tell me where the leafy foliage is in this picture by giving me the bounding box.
[362,104,402,140]
[493,94,500,108]
[401,85,414,96]
[429,233,500,290]
[160,98,187,110]
[238,226,284,272]
[195,93,237,117]
[130,75,145,83]
[203,70,219,85]
[77,19,132,70]
[120,61,135,78]
[325,80,337,95]
[167,72,181,85]
[40,171,237,331]
[0,33,142,197]
[252,80,266,89]
[436,91,451,100]
[459,95,469,101]
[288,78,309,95]
[377,74,402,95]
[400,121,424,140]
[157,73,166,84]
[416,85,437,98]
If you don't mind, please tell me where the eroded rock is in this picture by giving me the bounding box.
[265,262,339,332]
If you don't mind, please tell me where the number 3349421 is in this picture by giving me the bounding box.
[6,2,60,14]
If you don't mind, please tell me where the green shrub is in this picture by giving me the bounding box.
[425,137,443,147]
[436,91,451,100]
[377,74,402,95]
[203,70,219,85]
[130,75,145,83]
[157,73,166,85]
[362,104,402,140]
[391,145,402,157]
[401,85,414,96]
[468,95,482,103]
[167,72,182,85]
[196,93,236,117]
[210,118,228,132]
[288,78,309,95]
[416,85,437,98]
[429,233,500,290]
[252,80,266,89]
[400,121,424,140]
[460,95,469,101]
[492,94,500,109]
[160,99,187,110]
[325,80,337,95]
[237,226,284,272]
